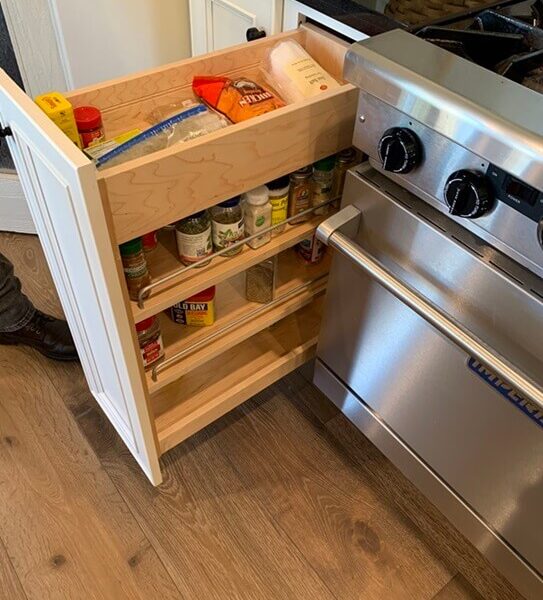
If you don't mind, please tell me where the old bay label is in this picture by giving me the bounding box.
[170,299,215,327]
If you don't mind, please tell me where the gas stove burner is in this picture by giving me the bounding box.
[473,9,543,49]
[415,3,543,89]
[496,47,543,81]
[417,26,526,68]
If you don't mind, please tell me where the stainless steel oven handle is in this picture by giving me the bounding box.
[317,206,543,411]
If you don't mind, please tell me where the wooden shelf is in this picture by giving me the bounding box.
[132,214,331,322]
[152,295,324,454]
[146,249,330,393]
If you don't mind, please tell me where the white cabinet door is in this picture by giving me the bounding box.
[190,0,283,55]
[0,70,162,485]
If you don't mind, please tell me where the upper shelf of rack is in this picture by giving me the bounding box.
[131,212,333,321]
[64,24,357,244]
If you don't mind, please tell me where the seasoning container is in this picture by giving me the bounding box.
[246,258,277,304]
[297,233,325,264]
[288,166,313,224]
[211,197,244,256]
[267,176,289,235]
[332,147,358,201]
[169,287,216,326]
[176,210,213,266]
[136,317,164,369]
[74,105,105,148]
[142,230,158,253]
[119,238,151,301]
[312,156,336,215]
[34,92,82,148]
[243,186,272,249]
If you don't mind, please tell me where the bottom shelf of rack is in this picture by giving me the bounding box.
[152,295,324,454]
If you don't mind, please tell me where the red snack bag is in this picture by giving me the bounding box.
[193,76,284,123]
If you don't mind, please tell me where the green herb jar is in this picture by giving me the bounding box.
[175,210,213,267]
[211,197,244,257]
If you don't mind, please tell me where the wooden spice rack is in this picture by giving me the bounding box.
[148,248,331,392]
[1,20,356,483]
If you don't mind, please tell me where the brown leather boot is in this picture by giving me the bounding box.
[0,310,78,361]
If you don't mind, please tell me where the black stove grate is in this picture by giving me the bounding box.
[415,1,543,87]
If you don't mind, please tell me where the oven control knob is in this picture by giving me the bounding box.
[444,170,493,218]
[378,127,422,174]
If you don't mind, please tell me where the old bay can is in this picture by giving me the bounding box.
[169,286,216,326]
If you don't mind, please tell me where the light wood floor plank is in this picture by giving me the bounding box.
[0,345,180,600]
[287,372,524,600]
[212,384,457,600]
[0,536,27,600]
[433,574,485,600]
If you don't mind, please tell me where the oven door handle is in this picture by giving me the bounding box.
[317,205,543,411]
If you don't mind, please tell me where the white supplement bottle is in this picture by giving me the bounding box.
[243,186,272,249]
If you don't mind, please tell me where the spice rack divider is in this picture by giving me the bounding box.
[132,213,333,322]
[147,249,330,392]
[152,295,324,453]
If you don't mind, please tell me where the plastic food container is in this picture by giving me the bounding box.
[136,316,164,369]
[119,238,151,301]
[243,186,272,249]
[267,176,290,235]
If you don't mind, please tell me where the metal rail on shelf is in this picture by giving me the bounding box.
[150,274,328,382]
[137,197,338,308]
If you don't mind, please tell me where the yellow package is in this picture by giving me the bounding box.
[35,92,82,148]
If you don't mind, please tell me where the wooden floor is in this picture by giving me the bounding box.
[0,231,525,600]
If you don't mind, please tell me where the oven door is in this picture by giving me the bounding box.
[314,166,543,592]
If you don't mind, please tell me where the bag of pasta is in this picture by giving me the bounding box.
[192,76,284,123]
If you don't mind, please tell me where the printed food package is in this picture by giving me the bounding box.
[265,39,340,103]
[34,92,82,148]
[192,76,284,123]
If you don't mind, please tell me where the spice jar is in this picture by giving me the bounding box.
[136,317,164,369]
[243,186,272,249]
[119,238,151,301]
[297,233,325,264]
[267,176,289,235]
[142,230,158,253]
[332,148,357,201]
[211,197,244,256]
[74,105,105,148]
[176,210,213,266]
[246,257,277,304]
[288,166,312,224]
[169,286,216,326]
[312,156,336,215]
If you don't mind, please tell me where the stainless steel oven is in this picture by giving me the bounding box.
[315,165,543,599]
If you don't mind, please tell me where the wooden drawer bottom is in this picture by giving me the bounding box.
[152,296,324,454]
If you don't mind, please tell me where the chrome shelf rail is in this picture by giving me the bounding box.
[150,274,328,382]
[137,197,338,308]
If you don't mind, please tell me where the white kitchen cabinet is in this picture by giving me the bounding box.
[189,0,284,55]
[0,24,357,484]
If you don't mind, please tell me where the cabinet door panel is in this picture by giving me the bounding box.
[0,70,162,485]
[190,0,283,55]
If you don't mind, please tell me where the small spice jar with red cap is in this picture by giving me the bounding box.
[136,316,164,369]
[74,105,105,148]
